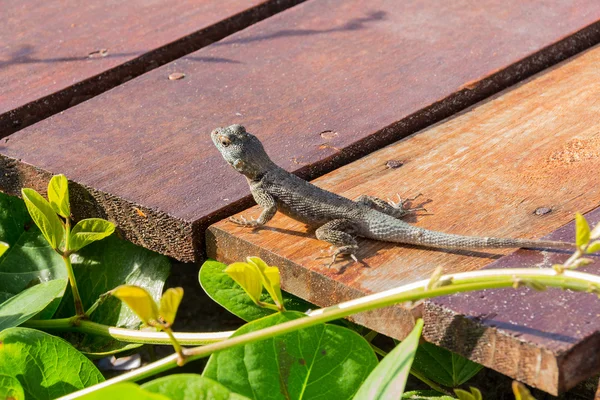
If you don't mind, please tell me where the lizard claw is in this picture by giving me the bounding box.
[387,193,426,213]
[325,245,359,268]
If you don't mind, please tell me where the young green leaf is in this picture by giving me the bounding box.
[224,262,264,306]
[159,287,184,325]
[112,285,160,325]
[512,381,536,400]
[0,241,8,257]
[48,174,70,218]
[0,328,104,399]
[575,212,590,248]
[21,188,64,250]
[454,387,482,400]
[586,240,600,254]
[204,311,377,400]
[247,256,284,309]
[69,218,115,252]
[78,383,170,400]
[353,319,424,399]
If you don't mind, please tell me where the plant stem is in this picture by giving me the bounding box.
[163,327,185,365]
[63,218,84,316]
[60,268,600,399]
[409,368,453,396]
[23,318,233,346]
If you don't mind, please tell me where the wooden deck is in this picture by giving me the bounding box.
[3,0,600,394]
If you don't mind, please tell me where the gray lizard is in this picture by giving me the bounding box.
[211,124,573,267]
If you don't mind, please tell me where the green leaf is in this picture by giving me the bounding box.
[402,391,455,399]
[159,287,184,326]
[0,327,104,399]
[0,279,67,330]
[79,383,170,400]
[576,212,590,248]
[21,188,64,250]
[0,241,8,258]
[142,374,251,400]
[204,311,377,400]
[354,320,424,399]
[586,240,600,254]
[48,174,70,218]
[112,285,160,325]
[54,235,170,356]
[0,192,32,247]
[225,261,264,306]
[0,374,25,400]
[0,228,67,319]
[199,260,312,321]
[247,256,284,309]
[512,381,536,400]
[410,342,483,387]
[454,387,482,400]
[69,218,115,252]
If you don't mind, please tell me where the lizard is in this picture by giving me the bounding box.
[211,124,574,267]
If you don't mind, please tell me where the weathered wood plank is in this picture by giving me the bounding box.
[423,208,600,395]
[208,44,600,393]
[3,0,600,261]
[0,0,304,136]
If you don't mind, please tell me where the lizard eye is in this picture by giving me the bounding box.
[219,136,232,147]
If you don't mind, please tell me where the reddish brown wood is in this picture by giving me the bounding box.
[424,208,600,395]
[0,0,304,136]
[207,44,600,394]
[3,0,600,261]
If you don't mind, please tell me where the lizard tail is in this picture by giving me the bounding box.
[372,224,574,250]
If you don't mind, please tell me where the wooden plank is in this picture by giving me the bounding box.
[0,0,304,136]
[3,0,600,262]
[208,44,600,393]
[423,209,600,395]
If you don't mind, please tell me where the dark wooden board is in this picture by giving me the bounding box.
[208,44,600,394]
[424,210,600,395]
[0,0,304,136]
[3,0,600,262]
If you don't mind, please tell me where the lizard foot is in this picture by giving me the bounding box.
[229,215,261,228]
[326,245,359,268]
[387,193,427,214]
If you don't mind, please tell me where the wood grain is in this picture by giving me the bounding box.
[3,0,600,261]
[0,0,304,136]
[208,44,600,393]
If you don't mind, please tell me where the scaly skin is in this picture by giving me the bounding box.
[211,124,573,266]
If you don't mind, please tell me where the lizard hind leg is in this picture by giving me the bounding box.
[356,194,426,219]
[315,219,359,268]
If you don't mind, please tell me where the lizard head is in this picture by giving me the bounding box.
[211,124,276,180]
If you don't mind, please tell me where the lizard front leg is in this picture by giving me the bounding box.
[230,187,276,228]
[356,194,425,219]
[315,219,359,267]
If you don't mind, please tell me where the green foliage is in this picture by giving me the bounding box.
[80,383,170,400]
[454,387,482,400]
[0,327,104,399]
[159,287,184,326]
[69,218,115,252]
[55,235,170,356]
[47,174,70,218]
[354,320,424,399]
[575,212,590,248]
[0,279,67,330]
[199,260,312,322]
[402,391,455,399]
[512,382,536,400]
[204,311,378,400]
[411,342,483,388]
[142,374,251,400]
[21,188,64,250]
[0,190,32,247]
[0,374,25,400]
[113,285,161,326]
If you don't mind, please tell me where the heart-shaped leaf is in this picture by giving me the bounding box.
[0,279,67,330]
[203,311,377,399]
[0,327,104,399]
[354,320,424,399]
[48,174,70,218]
[69,218,115,252]
[21,188,64,250]
[142,374,251,400]
[199,260,312,322]
[0,374,25,400]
